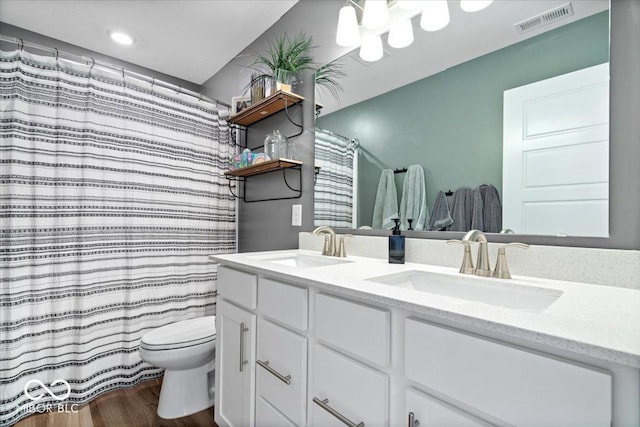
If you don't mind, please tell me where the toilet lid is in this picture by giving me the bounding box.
[141,316,216,350]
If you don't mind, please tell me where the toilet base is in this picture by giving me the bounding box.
[157,362,215,419]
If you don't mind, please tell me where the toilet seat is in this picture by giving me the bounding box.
[140,316,216,351]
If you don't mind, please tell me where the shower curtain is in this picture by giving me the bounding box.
[314,128,357,229]
[0,50,235,426]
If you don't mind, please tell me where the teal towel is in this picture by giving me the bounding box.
[399,165,429,231]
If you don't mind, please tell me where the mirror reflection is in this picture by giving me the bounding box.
[314,1,609,238]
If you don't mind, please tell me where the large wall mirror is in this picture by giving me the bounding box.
[314,0,610,239]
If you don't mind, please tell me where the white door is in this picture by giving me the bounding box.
[215,299,257,427]
[503,63,609,237]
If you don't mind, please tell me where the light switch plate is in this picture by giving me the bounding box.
[292,204,302,226]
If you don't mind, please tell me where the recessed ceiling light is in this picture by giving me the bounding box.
[109,31,134,46]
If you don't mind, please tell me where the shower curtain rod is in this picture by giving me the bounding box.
[0,33,231,109]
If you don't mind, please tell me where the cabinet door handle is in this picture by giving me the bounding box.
[239,322,249,373]
[256,359,291,385]
[313,397,364,427]
[408,411,420,427]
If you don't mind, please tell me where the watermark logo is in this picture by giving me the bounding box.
[22,379,78,415]
[24,379,71,402]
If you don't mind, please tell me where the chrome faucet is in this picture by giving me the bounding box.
[462,229,492,277]
[312,226,337,256]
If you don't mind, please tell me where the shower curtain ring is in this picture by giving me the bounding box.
[89,57,95,72]
[198,93,203,102]
[121,67,125,78]
[151,77,155,88]
[176,87,182,95]
[19,38,24,51]
[53,48,59,59]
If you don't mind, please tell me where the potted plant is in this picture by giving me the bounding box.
[249,32,345,101]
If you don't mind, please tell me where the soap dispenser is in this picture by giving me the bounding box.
[389,218,405,264]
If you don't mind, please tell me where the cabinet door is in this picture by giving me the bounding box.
[256,318,307,426]
[405,318,612,426]
[311,345,388,427]
[215,299,257,427]
[405,388,490,427]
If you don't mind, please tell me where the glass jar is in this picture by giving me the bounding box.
[264,130,288,160]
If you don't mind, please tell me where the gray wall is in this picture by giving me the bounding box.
[0,22,200,92]
[317,12,609,228]
[231,71,316,253]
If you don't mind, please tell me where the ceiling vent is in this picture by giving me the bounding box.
[514,2,574,34]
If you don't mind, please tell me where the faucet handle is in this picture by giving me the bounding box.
[321,234,333,256]
[492,242,529,279]
[446,240,475,275]
[336,234,353,258]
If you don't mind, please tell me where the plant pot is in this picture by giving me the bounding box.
[276,81,292,93]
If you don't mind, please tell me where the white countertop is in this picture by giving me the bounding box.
[210,249,640,369]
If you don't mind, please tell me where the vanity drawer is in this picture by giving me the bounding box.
[315,293,390,367]
[256,397,296,427]
[256,318,307,426]
[311,344,388,427]
[217,266,257,310]
[405,387,488,427]
[259,278,308,331]
[405,318,612,426]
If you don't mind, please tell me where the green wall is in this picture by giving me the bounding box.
[318,11,609,228]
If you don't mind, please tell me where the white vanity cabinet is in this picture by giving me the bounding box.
[311,345,389,426]
[310,293,390,426]
[256,318,307,426]
[215,298,257,427]
[213,260,632,427]
[405,388,488,427]
[405,318,612,426]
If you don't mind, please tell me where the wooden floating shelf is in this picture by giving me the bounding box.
[228,90,305,126]
[224,158,303,178]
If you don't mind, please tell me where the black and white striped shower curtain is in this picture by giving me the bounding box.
[314,128,356,229]
[0,50,235,426]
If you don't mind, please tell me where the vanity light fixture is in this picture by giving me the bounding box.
[362,0,390,30]
[460,0,494,13]
[108,30,134,46]
[388,18,414,48]
[337,0,492,62]
[336,3,361,47]
[359,34,384,62]
[420,0,450,32]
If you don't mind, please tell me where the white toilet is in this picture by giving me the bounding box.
[139,316,216,419]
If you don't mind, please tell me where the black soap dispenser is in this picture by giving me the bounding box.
[389,218,405,264]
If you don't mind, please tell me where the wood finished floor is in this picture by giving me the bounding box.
[14,378,218,427]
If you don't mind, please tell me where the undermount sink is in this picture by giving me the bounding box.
[252,253,353,268]
[367,270,562,312]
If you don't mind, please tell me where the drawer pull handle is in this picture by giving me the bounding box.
[256,360,291,385]
[239,322,249,373]
[313,397,364,427]
[408,411,420,427]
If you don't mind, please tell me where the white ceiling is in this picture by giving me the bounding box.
[0,0,298,84]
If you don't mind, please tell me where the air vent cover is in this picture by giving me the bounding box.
[514,2,574,34]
